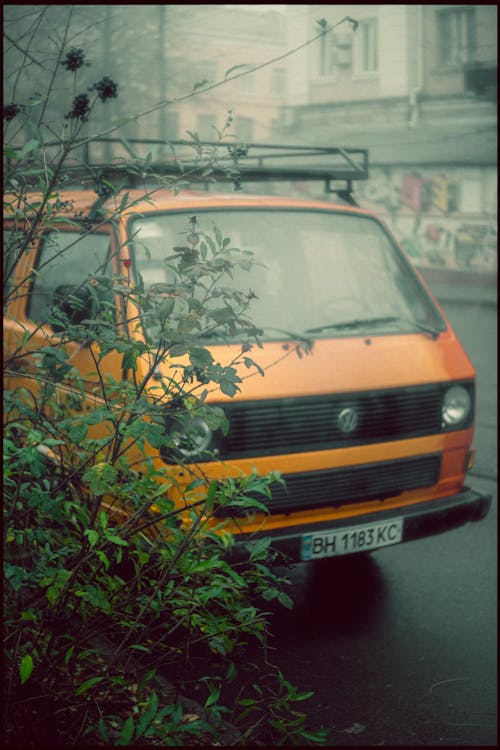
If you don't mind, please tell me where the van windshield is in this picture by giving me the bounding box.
[130,209,446,341]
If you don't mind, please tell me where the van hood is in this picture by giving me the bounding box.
[158,329,475,403]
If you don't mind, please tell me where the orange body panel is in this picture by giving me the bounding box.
[4,187,482,556]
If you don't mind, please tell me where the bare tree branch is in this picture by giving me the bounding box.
[69,15,356,151]
[3,31,46,69]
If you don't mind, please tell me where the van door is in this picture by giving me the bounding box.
[4,226,125,439]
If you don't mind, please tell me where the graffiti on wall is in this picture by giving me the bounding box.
[356,168,497,273]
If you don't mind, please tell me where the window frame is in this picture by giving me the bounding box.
[127,207,446,342]
[271,67,287,96]
[353,17,378,77]
[26,226,114,330]
[318,33,338,78]
[437,6,476,69]
[195,112,218,140]
[235,116,254,142]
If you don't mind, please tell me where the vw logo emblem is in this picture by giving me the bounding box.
[337,407,359,434]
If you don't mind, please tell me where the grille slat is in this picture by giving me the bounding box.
[215,386,444,459]
[215,454,441,517]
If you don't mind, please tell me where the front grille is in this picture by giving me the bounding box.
[213,384,449,459]
[214,453,441,517]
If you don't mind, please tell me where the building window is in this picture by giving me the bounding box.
[196,113,217,140]
[164,111,179,140]
[318,34,336,76]
[271,68,287,96]
[356,18,378,74]
[235,117,254,142]
[437,7,476,67]
[236,69,256,94]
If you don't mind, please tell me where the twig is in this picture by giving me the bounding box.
[71,16,355,151]
[3,31,46,69]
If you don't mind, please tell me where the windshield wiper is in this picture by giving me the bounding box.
[305,316,441,339]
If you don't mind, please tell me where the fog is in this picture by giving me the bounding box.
[4,4,497,280]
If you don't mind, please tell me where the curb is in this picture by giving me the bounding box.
[417,268,497,308]
[428,285,497,308]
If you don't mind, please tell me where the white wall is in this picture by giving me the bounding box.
[285,5,312,106]
[378,5,410,97]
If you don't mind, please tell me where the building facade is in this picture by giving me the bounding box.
[161,4,288,143]
[281,4,497,275]
[5,5,495,274]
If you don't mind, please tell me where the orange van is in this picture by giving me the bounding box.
[4,141,491,562]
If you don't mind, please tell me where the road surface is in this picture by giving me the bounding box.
[245,298,497,746]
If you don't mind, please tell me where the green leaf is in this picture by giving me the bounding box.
[186,478,204,492]
[20,609,37,622]
[104,533,128,547]
[262,587,278,602]
[77,585,111,613]
[116,716,135,745]
[189,347,214,368]
[143,422,166,449]
[238,698,258,707]
[277,591,294,610]
[292,690,315,702]
[14,139,41,160]
[169,344,188,357]
[136,691,159,738]
[225,64,251,79]
[205,480,218,513]
[20,654,33,685]
[83,462,118,496]
[95,550,110,570]
[248,536,271,561]
[84,407,114,426]
[98,718,109,743]
[119,192,130,211]
[243,357,265,377]
[193,79,209,92]
[204,235,216,255]
[5,147,19,160]
[210,307,234,325]
[68,421,88,443]
[121,348,138,371]
[75,676,104,695]
[220,380,238,398]
[84,529,99,547]
[204,684,221,709]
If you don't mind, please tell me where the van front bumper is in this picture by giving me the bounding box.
[230,487,492,563]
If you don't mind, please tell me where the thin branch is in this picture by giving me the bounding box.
[70,16,355,151]
[36,7,75,129]
[3,31,46,69]
[8,7,48,104]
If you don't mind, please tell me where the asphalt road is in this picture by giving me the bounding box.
[252,299,497,747]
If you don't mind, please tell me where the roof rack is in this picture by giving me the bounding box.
[39,137,369,202]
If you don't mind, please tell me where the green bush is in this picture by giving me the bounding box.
[4,24,328,747]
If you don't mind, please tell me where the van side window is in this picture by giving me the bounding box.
[27,231,110,326]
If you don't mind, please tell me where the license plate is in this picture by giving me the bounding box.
[301,518,404,560]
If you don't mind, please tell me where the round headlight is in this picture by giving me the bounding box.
[442,385,472,427]
[172,416,212,458]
